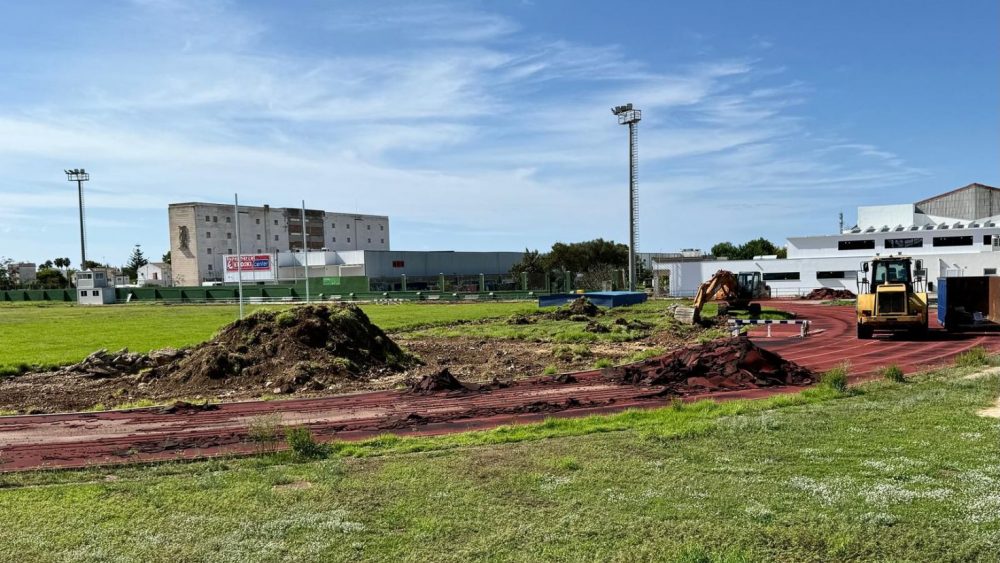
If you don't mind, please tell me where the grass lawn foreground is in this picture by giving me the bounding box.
[0,362,998,561]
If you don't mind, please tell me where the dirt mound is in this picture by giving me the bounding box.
[155,400,219,415]
[57,348,163,378]
[144,304,417,395]
[548,297,602,320]
[407,368,470,394]
[609,336,814,394]
[805,288,856,300]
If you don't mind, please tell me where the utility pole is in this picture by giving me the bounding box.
[839,212,844,234]
[611,104,641,291]
[234,193,244,320]
[301,200,310,304]
[64,168,90,269]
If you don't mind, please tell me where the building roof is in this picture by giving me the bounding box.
[915,182,998,207]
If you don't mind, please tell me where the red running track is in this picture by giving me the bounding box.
[0,304,996,471]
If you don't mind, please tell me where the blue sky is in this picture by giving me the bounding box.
[0,0,996,266]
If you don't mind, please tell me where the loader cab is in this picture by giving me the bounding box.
[861,257,923,294]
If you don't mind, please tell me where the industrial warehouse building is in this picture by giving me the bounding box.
[168,202,390,286]
[659,183,1000,296]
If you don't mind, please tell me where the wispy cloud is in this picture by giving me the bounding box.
[0,0,926,262]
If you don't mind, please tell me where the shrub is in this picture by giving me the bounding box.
[819,365,849,393]
[955,346,990,367]
[285,426,328,460]
[247,413,282,453]
[556,456,581,471]
[593,358,613,369]
[879,364,905,383]
[542,365,557,375]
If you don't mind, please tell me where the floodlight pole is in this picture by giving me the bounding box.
[64,168,90,269]
[234,193,244,320]
[611,104,641,291]
[301,200,310,304]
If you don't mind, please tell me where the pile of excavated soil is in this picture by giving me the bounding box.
[548,297,603,320]
[142,304,418,395]
[608,336,814,394]
[406,368,511,395]
[805,288,856,300]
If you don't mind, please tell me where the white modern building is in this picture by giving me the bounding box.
[168,202,390,286]
[659,183,1000,297]
[137,262,173,287]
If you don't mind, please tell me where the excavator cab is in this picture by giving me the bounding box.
[736,272,767,300]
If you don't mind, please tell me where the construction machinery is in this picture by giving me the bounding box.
[856,255,928,339]
[675,270,770,324]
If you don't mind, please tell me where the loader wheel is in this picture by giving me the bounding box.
[857,324,874,339]
[748,303,762,317]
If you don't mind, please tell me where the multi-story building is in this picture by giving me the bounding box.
[168,202,390,286]
[658,183,1000,296]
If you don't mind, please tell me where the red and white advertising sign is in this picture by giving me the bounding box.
[223,254,276,282]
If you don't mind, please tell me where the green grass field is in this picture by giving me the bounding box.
[0,301,536,374]
[1,363,998,561]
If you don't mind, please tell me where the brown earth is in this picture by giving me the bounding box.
[804,288,856,300]
[0,304,712,414]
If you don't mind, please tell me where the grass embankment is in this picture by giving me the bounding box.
[1,361,999,561]
[0,301,536,375]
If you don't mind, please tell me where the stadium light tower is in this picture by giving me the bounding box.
[611,103,641,291]
[64,168,90,269]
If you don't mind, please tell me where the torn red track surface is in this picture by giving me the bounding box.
[1,304,997,471]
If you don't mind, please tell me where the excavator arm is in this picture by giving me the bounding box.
[677,270,740,324]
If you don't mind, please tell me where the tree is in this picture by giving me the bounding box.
[54,257,70,270]
[82,260,105,270]
[510,248,545,276]
[40,259,54,269]
[122,246,149,282]
[35,268,68,289]
[547,239,628,272]
[0,257,13,290]
[711,242,739,259]
[162,251,171,265]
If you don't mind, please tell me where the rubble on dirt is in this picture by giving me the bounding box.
[608,336,814,394]
[804,288,856,300]
[548,296,603,320]
[156,400,219,415]
[507,314,538,325]
[407,368,470,394]
[143,304,418,395]
[58,348,166,378]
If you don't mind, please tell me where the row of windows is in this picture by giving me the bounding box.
[206,237,386,254]
[838,235,996,251]
[331,223,385,231]
[758,268,998,282]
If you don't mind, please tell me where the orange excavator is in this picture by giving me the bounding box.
[675,270,770,324]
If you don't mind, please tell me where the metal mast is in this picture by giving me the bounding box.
[611,104,641,291]
[64,168,90,269]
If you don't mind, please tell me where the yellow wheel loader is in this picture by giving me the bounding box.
[856,256,928,339]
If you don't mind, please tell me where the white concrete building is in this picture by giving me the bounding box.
[137,262,172,287]
[168,202,390,286]
[660,183,1000,297]
[76,270,116,305]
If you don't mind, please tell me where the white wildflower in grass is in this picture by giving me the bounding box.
[789,476,841,505]
[966,494,1000,523]
[861,483,953,506]
[960,432,983,441]
[745,503,775,522]
[539,474,573,492]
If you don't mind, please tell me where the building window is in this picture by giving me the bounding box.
[367,238,371,243]
[226,217,231,223]
[347,237,351,243]
[274,219,278,225]
[207,248,212,254]
[933,236,973,247]
[228,248,232,254]
[838,239,875,251]
[763,272,800,281]
[212,216,218,222]
[817,271,848,279]
[274,235,279,241]
[392,260,405,268]
[367,225,371,230]
[205,215,210,222]
[207,264,213,271]
[886,238,923,249]
[380,225,384,231]
[984,235,998,245]
[332,223,336,229]
[985,268,997,275]
[256,234,261,240]
[332,237,336,242]
[256,218,260,225]
[381,239,384,244]
[227,232,232,239]
[206,232,211,238]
